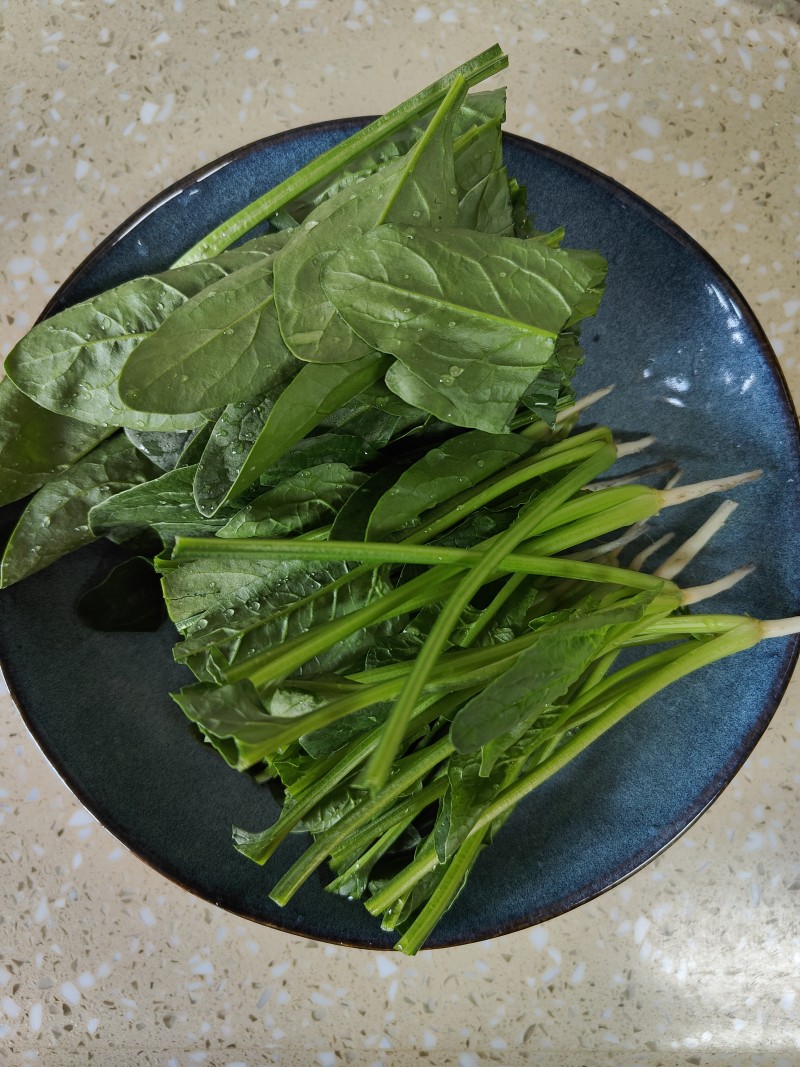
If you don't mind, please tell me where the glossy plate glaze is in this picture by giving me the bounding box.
[1,122,798,949]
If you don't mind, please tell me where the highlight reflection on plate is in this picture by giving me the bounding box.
[1,121,798,949]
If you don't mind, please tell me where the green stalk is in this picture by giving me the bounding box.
[173,536,672,593]
[362,440,618,793]
[394,828,487,954]
[394,621,761,954]
[269,736,455,905]
[172,45,508,264]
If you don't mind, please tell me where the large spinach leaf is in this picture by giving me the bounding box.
[0,434,158,587]
[272,76,467,364]
[88,464,236,545]
[117,242,299,415]
[4,262,240,431]
[0,376,112,507]
[323,224,606,432]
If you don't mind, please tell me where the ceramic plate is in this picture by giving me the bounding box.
[1,122,798,949]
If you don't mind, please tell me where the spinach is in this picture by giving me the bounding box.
[0,434,158,587]
[5,262,235,431]
[323,224,606,431]
[365,429,533,541]
[88,465,236,545]
[218,462,366,539]
[256,432,377,488]
[117,240,298,415]
[197,351,390,515]
[124,428,193,471]
[0,376,112,507]
[272,75,466,364]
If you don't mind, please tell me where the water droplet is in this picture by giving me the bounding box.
[392,322,399,329]
[195,619,208,630]
[223,328,234,336]
[306,220,319,230]
[449,365,463,377]
[155,302,164,311]
[439,375,454,386]
[449,187,457,196]
[447,321,456,328]
[41,516,50,528]
[499,271,507,278]
[412,210,421,219]
[180,374,189,383]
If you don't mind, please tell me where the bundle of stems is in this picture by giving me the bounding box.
[170,418,796,954]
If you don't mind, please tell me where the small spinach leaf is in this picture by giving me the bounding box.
[0,434,159,588]
[218,462,366,539]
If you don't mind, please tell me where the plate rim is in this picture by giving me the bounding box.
[5,117,798,950]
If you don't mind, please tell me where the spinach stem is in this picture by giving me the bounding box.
[171,45,508,265]
[173,536,673,592]
[269,737,455,905]
[362,439,618,793]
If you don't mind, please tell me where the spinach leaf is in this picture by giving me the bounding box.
[324,224,606,432]
[176,419,218,468]
[218,462,366,539]
[257,432,377,488]
[4,261,242,431]
[0,434,159,587]
[366,429,532,541]
[0,376,112,507]
[123,428,192,471]
[198,351,390,515]
[272,75,466,364]
[193,391,283,518]
[88,465,236,545]
[449,599,656,753]
[172,679,278,770]
[75,556,166,632]
[118,248,299,415]
[454,118,513,235]
[329,459,410,542]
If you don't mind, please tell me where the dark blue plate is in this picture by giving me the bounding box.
[2,122,798,949]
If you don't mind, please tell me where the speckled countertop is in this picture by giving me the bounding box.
[1,2,799,1064]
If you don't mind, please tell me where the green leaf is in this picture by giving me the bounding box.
[329,459,410,542]
[4,259,251,431]
[366,429,532,541]
[197,351,390,515]
[218,462,366,539]
[123,428,193,471]
[0,376,112,507]
[192,391,285,518]
[257,432,377,488]
[324,225,605,431]
[454,116,513,235]
[272,75,467,364]
[0,434,159,587]
[88,464,236,545]
[450,599,657,753]
[172,679,278,770]
[118,242,300,415]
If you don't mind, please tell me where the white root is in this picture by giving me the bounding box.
[615,435,656,459]
[629,532,676,572]
[564,522,649,562]
[588,460,677,491]
[681,564,755,605]
[760,617,800,640]
[655,500,739,580]
[664,468,683,490]
[556,385,614,423]
[660,468,762,507]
